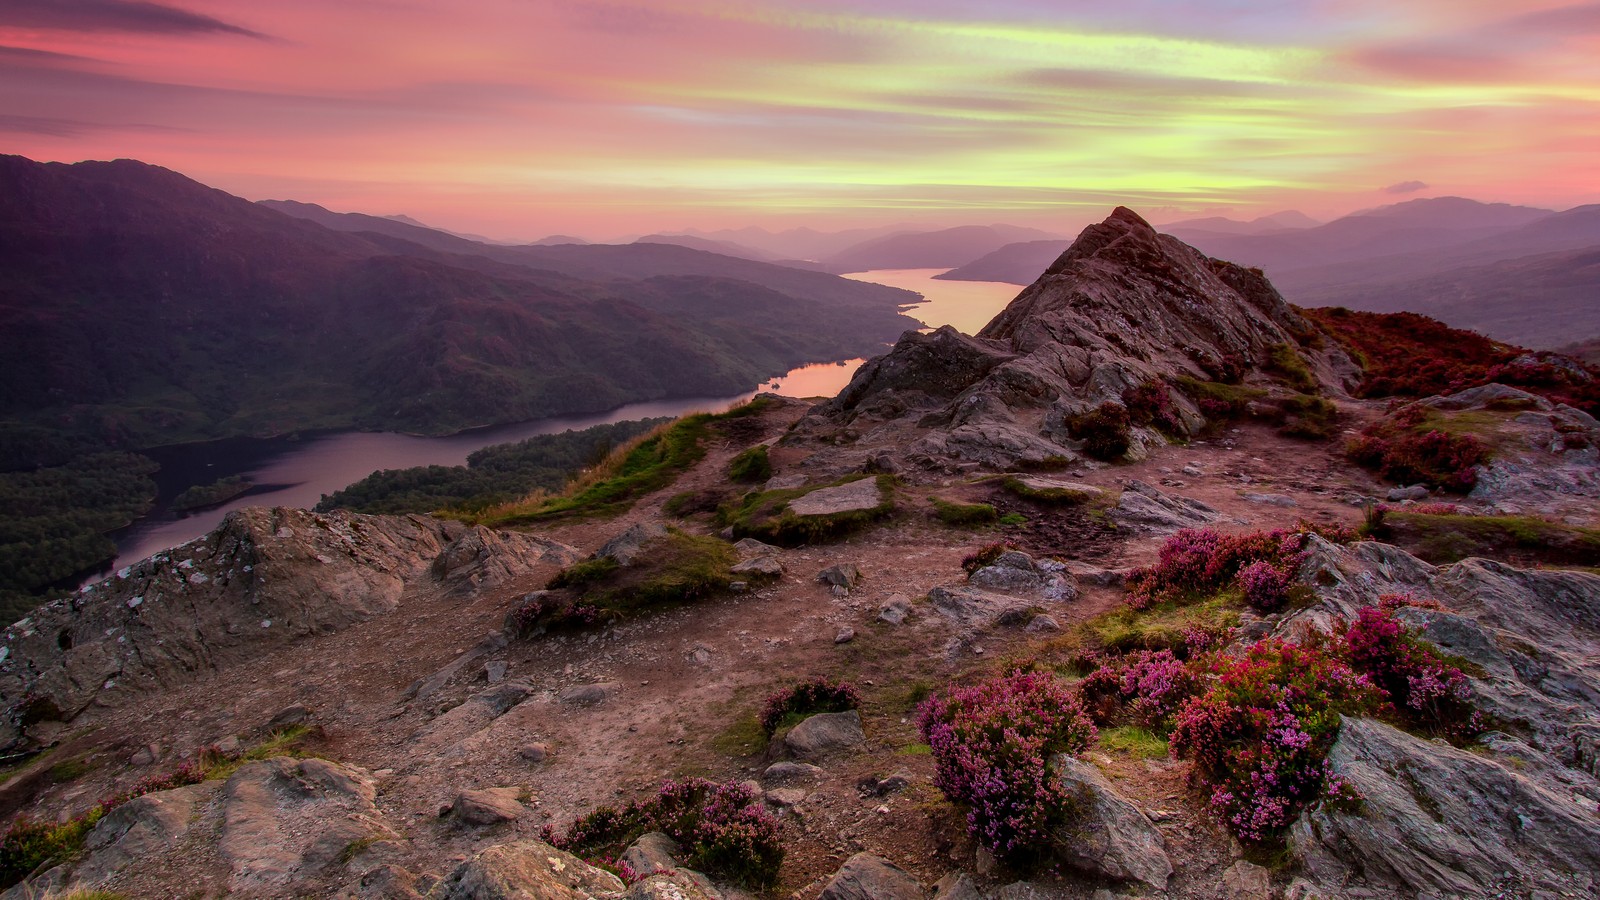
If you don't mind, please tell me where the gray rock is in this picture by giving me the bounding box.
[1241,492,1298,507]
[430,840,625,899]
[1109,480,1222,534]
[1025,614,1060,633]
[834,626,856,644]
[928,585,1038,629]
[931,872,983,900]
[783,710,866,760]
[431,525,579,591]
[1051,754,1172,891]
[764,787,807,807]
[1422,383,1553,412]
[1006,476,1110,504]
[968,549,1077,600]
[220,757,393,894]
[621,832,680,878]
[517,742,550,763]
[558,682,618,707]
[762,761,825,786]
[764,474,808,492]
[878,595,912,625]
[594,522,668,567]
[733,537,782,558]
[789,478,886,517]
[269,703,311,730]
[730,556,784,578]
[820,852,926,900]
[452,788,524,826]
[341,863,424,900]
[1292,718,1600,899]
[72,782,209,885]
[129,744,158,766]
[1220,860,1273,900]
[817,564,862,587]
[1386,484,1429,502]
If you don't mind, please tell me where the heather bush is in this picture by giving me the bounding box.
[918,671,1096,861]
[546,778,783,888]
[1346,409,1488,493]
[1170,638,1383,842]
[1123,381,1182,434]
[759,677,863,736]
[505,592,600,636]
[1078,649,1198,728]
[1338,603,1483,739]
[1237,560,1293,613]
[1068,402,1133,461]
[1124,525,1346,610]
[960,541,1016,575]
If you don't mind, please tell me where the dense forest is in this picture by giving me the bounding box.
[315,419,666,516]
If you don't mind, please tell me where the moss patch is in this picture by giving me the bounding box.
[1100,726,1170,760]
[718,475,896,546]
[1385,511,1600,567]
[931,498,999,527]
[551,529,738,615]
[727,445,773,484]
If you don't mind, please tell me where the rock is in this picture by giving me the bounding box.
[484,661,508,684]
[0,507,472,745]
[878,595,912,625]
[1292,718,1600,899]
[1050,754,1172,891]
[340,863,424,900]
[834,627,856,644]
[431,525,579,592]
[1240,492,1298,507]
[783,710,866,760]
[1385,484,1429,502]
[1182,464,1203,476]
[733,537,782,558]
[1220,860,1273,899]
[70,782,209,886]
[730,556,784,578]
[269,704,312,730]
[1060,561,1129,587]
[931,872,983,900]
[928,585,1038,629]
[595,522,669,566]
[764,787,807,808]
[621,832,679,877]
[1005,476,1110,504]
[864,451,901,475]
[764,474,808,492]
[859,773,911,796]
[820,852,926,900]
[1109,480,1222,534]
[129,744,159,766]
[817,564,862,587]
[430,839,625,899]
[967,549,1077,600]
[558,682,618,707]
[452,788,525,826]
[1025,614,1060,633]
[762,761,825,786]
[789,479,886,517]
[624,871,722,900]
[518,742,550,763]
[1422,383,1554,412]
[219,757,394,894]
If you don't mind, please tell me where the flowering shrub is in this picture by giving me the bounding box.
[1170,638,1383,842]
[1237,560,1293,613]
[1346,408,1488,493]
[545,778,783,888]
[1068,402,1133,461]
[506,592,600,637]
[759,677,863,736]
[918,671,1096,861]
[1123,381,1182,434]
[1078,649,1198,728]
[961,541,1017,575]
[1339,603,1483,739]
[1125,526,1344,609]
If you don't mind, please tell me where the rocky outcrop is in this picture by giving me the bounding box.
[0,507,573,749]
[1106,480,1221,534]
[819,852,926,900]
[1292,718,1600,899]
[1050,755,1172,891]
[430,840,626,899]
[786,208,1353,471]
[966,550,1077,601]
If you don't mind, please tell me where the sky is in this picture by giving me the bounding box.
[2,0,1597,240]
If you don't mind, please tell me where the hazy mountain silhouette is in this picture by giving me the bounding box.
[819,224,1062,273]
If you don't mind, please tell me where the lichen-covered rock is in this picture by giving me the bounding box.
[594,523,669,567]
[967,550,1077,601]
[1050,754,1172,891]
[1107,480,1220,534]
[819,852,925,900]
[783,710,865,760]
[452,788,525,826]
[1292,718,1600,899]
[430,525,578,591]
[429,840,625,899]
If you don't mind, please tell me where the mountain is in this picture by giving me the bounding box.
[1351,196,1553,229]
[678,223,916,260]
[531,234,590,245]
[1159,210,1319,235]
[932,239,1064,284]
[631,233,777,262]
[818,224,1062,273]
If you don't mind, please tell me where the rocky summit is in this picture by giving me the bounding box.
[1,210,1597,900]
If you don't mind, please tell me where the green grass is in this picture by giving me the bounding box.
[930,498,998,527]
[1099,726,1170,760]
[1386,511,1600,566]
[711,713,769,758]
[48,756,94,783]
[552,529,738,614]
[727,445,773,484]
[1080,594,1243,657]
[998,512,1028,526]
[337,835,384,866]
[718,475,896,546]
[897,743,933,756]
[1267,343,1318,393]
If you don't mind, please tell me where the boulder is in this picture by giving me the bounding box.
[733,537,782,558]
[967,550,1077,600]
[730,556,784,578]
[1219,860,1273,900]
[1006,476,1110,505]
[1050,754,1172,891]
[594,522,669,566]
[820,853,926,900]
[878,595,912,625]
[928,585,1038,629]
[558,682,619,707]
[219,757,394,894]
[783,710,866,759]
[1108,481,1221,534]
[430,525,579,591]
[430,840,625,899]
[452,788,525,826]
[817,564,862,587]
[1292,718,1600,899]
[761,761,825,786]
[789,479,885,517]
[69,782,210,886]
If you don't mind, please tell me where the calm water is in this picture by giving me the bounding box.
[96,268,1020,578]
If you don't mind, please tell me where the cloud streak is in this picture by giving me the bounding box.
[0,0,265,38]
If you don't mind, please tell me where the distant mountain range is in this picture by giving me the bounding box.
[1,156,919,459]
[1157,210,1321,235]
[938,197,1600,349]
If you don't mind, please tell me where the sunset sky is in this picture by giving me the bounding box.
[3,0,1597,239]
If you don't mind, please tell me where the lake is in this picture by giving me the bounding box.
[97,268,1020,577]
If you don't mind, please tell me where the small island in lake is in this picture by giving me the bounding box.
[169,475,254,512]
